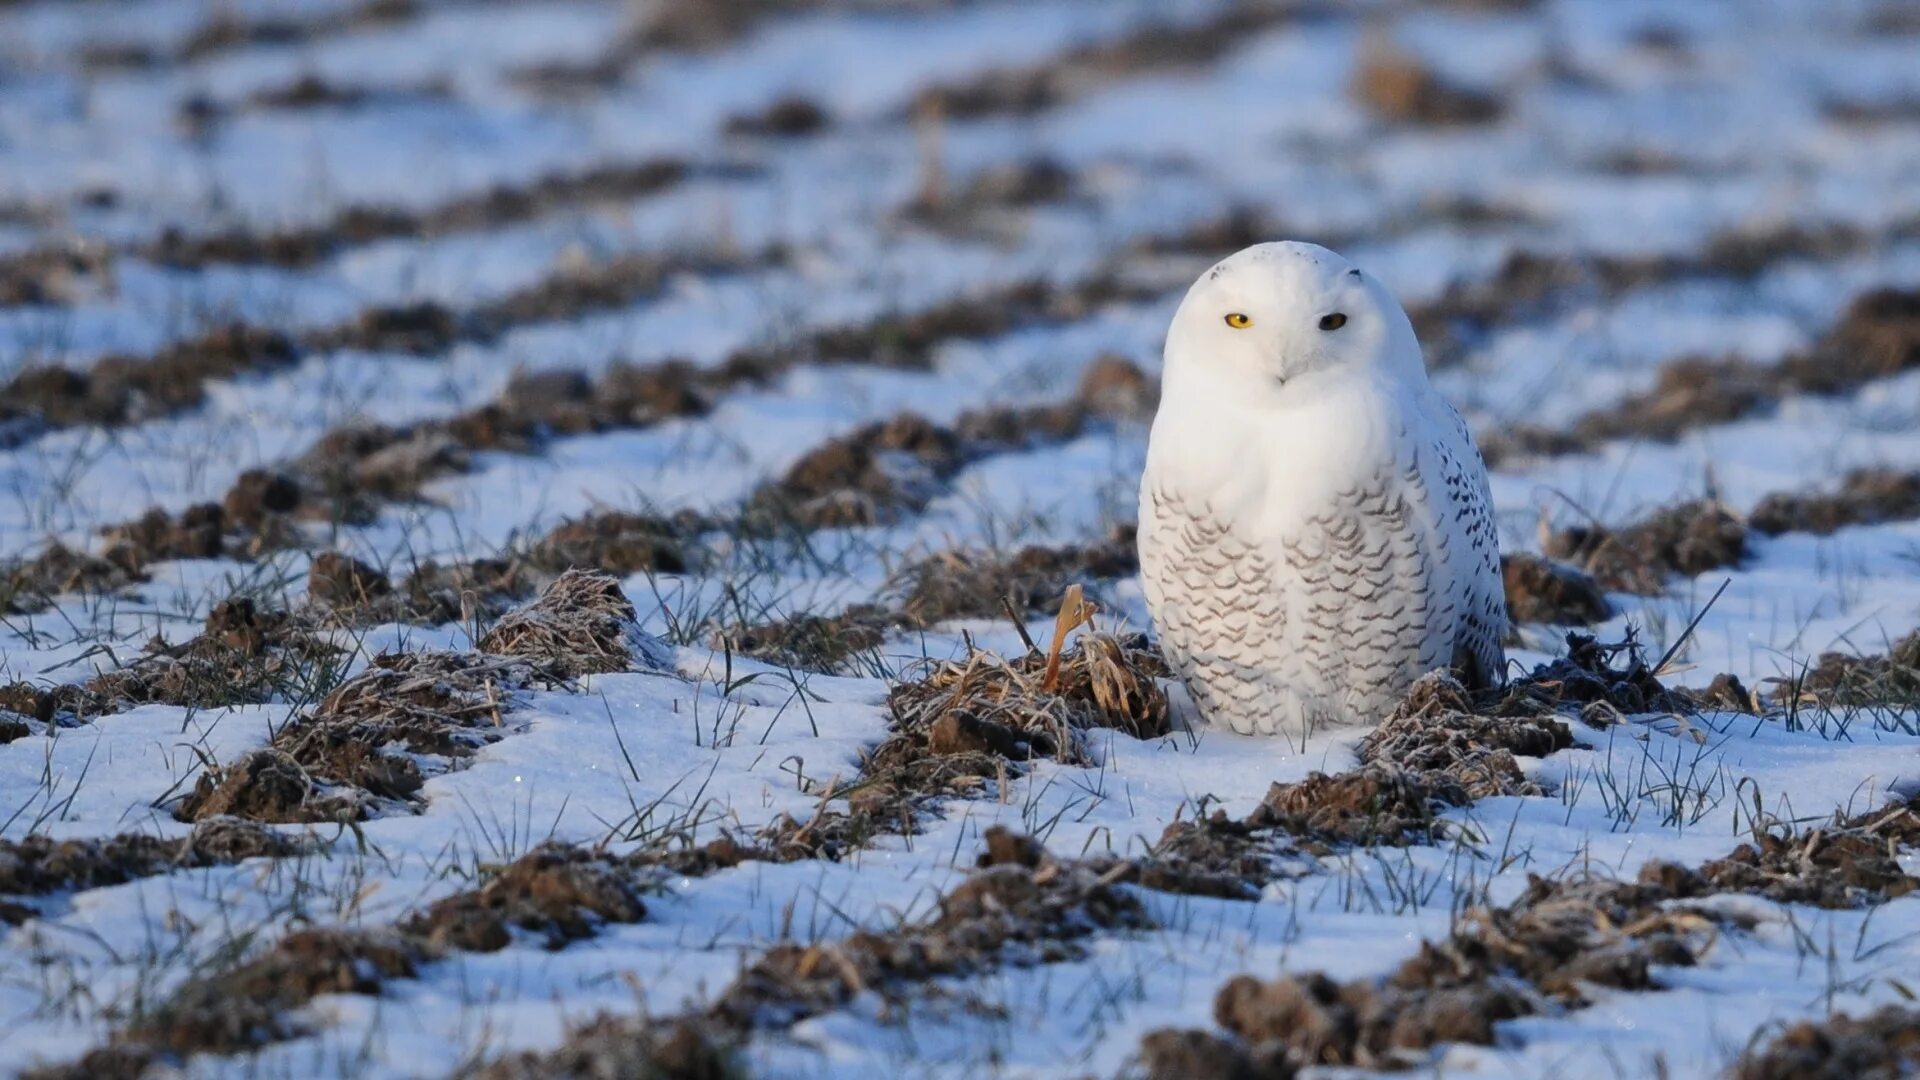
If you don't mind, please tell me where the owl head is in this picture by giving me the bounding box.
[1164,241,1427,397]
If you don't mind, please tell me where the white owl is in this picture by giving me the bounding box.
[1138,241,1506,743]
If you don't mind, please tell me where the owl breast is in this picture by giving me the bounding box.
[1139,458,1457,741]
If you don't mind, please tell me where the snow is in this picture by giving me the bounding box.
[5,0,1920,1075]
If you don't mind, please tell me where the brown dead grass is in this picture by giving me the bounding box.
[1352,40,1505,127]
[1779,631,1920,707]
[468,1017,743,1080]
[0,325,298,431]
[1178,874,1708,1073]
[1,543,144,615]
[1,598,341,724]
[1500,552,1612,626]
[177,650,566,824]
[1748,468,1920,536]
[1644,795,1920,909]
[711,839,1151,1028]
[406,843,649,953]
[0,822,307,924]
[911,5,1300,120]
[888,630,1172,766]
[1544,500,1748,594]
[1733,1004,1920,1080]
[478,569,664,676]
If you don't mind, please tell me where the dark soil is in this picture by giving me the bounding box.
[406,843,649,953]
[1733,1005,1920,1080]
[1748,468,1920,536]
[1562,287,1920,449]
[1644,795,1920,909]
[143,158,693,270]
[1780,631,1920,707]
[1,543,144,615]
[120,926,422,1057]
[710,841,1152,1028]
[911,5,1303,120]
[743,356,1155,530]
[1175,873,1705,1073]
[885,534,1139,626]
[1213,634,1673,853]
[716,528,1138,674]
[720,275,1149,381]
[478,568,663,676]
[0,324,297,434]
[747,413,964,529]
[1138,1026,1288,1080]
[0,239,114,308]
[1543,500,1748,594]
[715,608,891,673]
[1406,251,1600,370]
[306,551,393,609]
[0,821,306,924]
[468,1017,742,1080]
[1352,41,1505,127]
[1124,813,1287,901]
[1501,552,1612,626]
[244,73,453,113]
[725,95,831,137]
[176,649,569,824]
[905,158,1079,235]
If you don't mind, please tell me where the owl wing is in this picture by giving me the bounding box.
[1424,399,1509,689]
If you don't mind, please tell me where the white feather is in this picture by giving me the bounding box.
[1139,241,1505,741]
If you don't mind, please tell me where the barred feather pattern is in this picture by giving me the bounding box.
[1140,414,1505,739]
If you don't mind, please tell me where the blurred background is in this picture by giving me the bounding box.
[2,0,1919,669]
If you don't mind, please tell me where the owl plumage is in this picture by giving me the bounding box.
[1138,242,1506,742]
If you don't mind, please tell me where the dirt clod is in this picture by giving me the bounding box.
[469,1017,741,1080]
[1643,795,1920,908]
[407,843,648,953]
[1353,41,1504,127]
[888,631,1171,766]
[0,822,305,921]
[479,569,666,676]
[1501,552,1612,626]
[1361,671,1574,802]
[1748,468,1920,536]
[1782,631,1920,707]
[1137,1027,1280,1080]
[725,95,830,137]
[1253,767,1442,850]
[126,927,422,1055]
[306,551,393,609]
[1733,1005,1920,1080]
[1544,500,1747,594]
[2,543,145,614]
[179,651,564,823]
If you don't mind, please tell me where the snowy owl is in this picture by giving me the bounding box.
[1138,241,1506,741]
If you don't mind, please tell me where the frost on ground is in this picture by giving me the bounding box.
[4,0,1920,1077]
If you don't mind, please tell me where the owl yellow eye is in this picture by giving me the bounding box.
[1224,312,1252,329]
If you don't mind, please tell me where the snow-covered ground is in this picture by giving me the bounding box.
[4,1,1920,1077]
